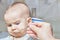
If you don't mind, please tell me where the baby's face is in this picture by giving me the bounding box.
[6,14,28,38]
[4,4,30,38]
[5,13,28,38]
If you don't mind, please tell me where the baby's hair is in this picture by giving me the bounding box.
[11,2,28,8]
[6,2,31,17]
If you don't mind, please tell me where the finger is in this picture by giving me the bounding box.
[27,27,37,35]
[29,24,40,33]
[27,27,35,34]
[27,30,34,34]
[31,22,50,28]
[27,27,31,31]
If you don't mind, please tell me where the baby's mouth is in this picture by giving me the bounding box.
[12,32,21,34]
[11,31,20,34]
[12,30,20,32]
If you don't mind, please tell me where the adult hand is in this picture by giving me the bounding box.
[28,22,53,40]
[27,26,37,38]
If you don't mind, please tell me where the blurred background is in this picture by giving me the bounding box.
[0,0,60,39]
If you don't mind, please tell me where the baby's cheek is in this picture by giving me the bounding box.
[19,25,27,30]
[7,27,12,31]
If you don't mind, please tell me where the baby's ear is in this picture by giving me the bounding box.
[27,17,32,24]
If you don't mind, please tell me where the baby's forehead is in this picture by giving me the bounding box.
[6,3,29,13]
[4,3,30,22]
[5,4,29,17]
[4,14,25,24]
[5,13,23,21]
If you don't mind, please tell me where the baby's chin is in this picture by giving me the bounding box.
[10,34,25,38]
[10,32,26,38]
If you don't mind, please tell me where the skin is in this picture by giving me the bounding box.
[29,22,53,40]
[4,3,59,40]
[4,3,33,40]
[29,22,60,40]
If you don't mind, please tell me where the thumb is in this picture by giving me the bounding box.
[29,24,40,33]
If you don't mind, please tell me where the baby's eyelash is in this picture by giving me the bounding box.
[7,24,12,27]
[14,21,20,25]
[15,22,20,25]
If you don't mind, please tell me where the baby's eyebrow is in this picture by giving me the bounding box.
[13,20,20,23]
[6,23,11,26]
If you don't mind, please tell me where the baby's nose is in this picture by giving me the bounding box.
[12,25,17,31]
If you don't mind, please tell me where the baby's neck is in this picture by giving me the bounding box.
[13,37,22,40]
[10,34,30,40]
[10,36,24,40]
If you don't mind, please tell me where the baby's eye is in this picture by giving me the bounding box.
[7,24,12,27]
[15,22,20,25]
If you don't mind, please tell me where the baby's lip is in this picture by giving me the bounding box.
[12,30,20,33]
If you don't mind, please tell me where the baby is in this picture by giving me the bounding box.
[0,2,54,40]
[2,2,37,40]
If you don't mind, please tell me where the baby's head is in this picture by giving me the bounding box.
[4,2,32,38]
